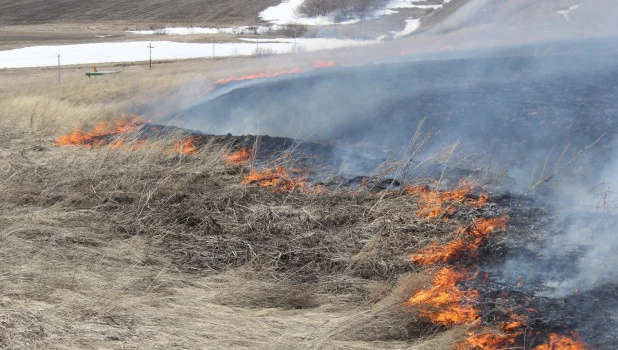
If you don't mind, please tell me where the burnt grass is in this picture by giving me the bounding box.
[165,37,618,348]
[470,206,618,349]
[178,37,618,185]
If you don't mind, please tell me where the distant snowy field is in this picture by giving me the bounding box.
[0,0,448,69]
[259,0,452,24]
[0,38,375,69]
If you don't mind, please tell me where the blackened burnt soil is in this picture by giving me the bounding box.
[179,37,618,187]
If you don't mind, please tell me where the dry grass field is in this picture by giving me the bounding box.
[5,1,609,348]
[0,42,481,348]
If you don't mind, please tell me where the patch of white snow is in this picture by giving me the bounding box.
[0,39,376,69]
[259,0,334,25]
[557,4,580,22]
[129,26,282,36]
[392,18,421,38]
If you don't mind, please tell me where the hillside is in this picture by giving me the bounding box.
[0,0,280,25]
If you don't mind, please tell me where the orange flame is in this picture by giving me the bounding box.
[457,314,526,349]
[411,239,483,265]
[461,331,517,349]
[404,183,486,219]
[242,167,307,192]
[241,166,326,194]
[407,267,479,325]
[457,217,507,237]
[215,59,336,85]
[501,314,526,333]
[314,59,335,68]
[54,114,144,147]
[168,136,198,155]
[225,148,253,165]
[55,115,201,155]
[533,333,590,350]
[411,216,506,265]
[460,320,591,350]
[215,68,305,84]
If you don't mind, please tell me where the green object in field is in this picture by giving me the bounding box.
[86,70,121,77]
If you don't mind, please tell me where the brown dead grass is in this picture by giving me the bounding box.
[0,52,472,349]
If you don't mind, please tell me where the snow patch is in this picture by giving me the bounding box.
[0,39,376,69]
[392,18,421,38]
[557,4,580,22]
[259,0,334,25]
[241,37,377,51]
[386,0,444,10]
[258,0,450,27]
[129,26,283,36]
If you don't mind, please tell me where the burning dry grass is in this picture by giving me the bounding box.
[0,108,473,348]
[0,60,597,349]
[0,103,595,349]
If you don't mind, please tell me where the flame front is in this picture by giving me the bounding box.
[241,167,325,194]
[168,136,198,155]
[411,217,507,265]
[404,183,486,219]
[215,68,305,84]
[54,115,204,156]
[242,167,307,192]
[458,217,507,237]
[54,114,144,147]
[533,333,590,350]
[407,267,479,325]
[215,59,336,85]
[460,331,517,350]
[314,59,335,68]
[225,147,252,165]
[411,239,483,265]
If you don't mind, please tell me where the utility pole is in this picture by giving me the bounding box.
[147,43,154,69]
[57,54,61,85]
[212,42,215,59]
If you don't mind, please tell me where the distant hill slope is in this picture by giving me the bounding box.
[0,0,281,25]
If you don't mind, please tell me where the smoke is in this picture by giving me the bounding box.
[174,40,618,180]
[427,0,490,34]
[521,143,618,298]
[146,0,618,338]
[132,1,618,346]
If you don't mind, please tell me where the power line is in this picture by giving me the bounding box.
[147,43,154,69]
[57,53,61,85]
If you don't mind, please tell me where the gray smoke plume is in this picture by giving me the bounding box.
[149,0,618,311]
